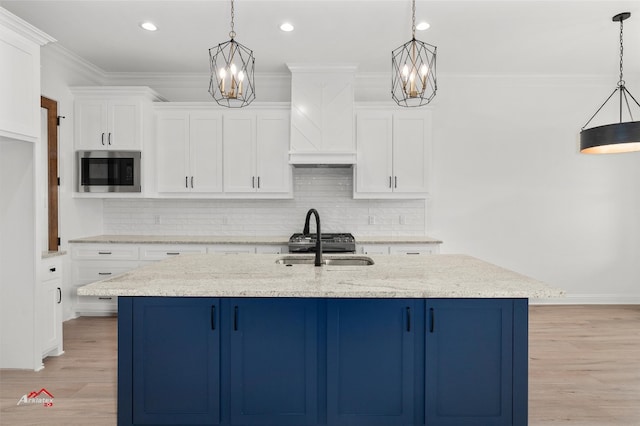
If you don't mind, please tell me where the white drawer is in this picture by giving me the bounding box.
[208,245,256,254]
[71,244,139,261]
[74,261,140,284]
[139,244,207,261]
[389,245,438,255]
[41,257,62,280]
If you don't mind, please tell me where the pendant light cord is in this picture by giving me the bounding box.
[618,18,624,86]
[229,0,236,39]
[411,0,416,39]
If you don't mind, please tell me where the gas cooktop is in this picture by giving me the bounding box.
[288,233,356,253]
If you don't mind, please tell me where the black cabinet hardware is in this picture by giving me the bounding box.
[211,305,216,330]
[57,287,62,304]
[406,306,411,332]
[429,307,434,333]
[234,306,239,331]
[98,272,112,276]
[49,267,56,272]
[98,251,112,255]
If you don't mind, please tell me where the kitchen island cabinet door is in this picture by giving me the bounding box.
[225,298,318,425]
[125,297,221,425]
[425,298,522,426]
[326,299,420,426]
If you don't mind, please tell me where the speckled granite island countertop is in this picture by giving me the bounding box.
[68,235,443,245]
[78,253,562,299]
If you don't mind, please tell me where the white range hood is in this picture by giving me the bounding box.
[287,64,357,165]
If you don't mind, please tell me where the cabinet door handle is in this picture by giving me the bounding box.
[389,176,392,188]
[98,272,112,276]
[252,176,255,188]
[57,287,62,304]
[406,306,411,332]
[257,176,260,189]
[108,133,112,145]
[211,305,216,330]
[185,176,189,188]
[49,267,56,272]
[101,133,105,145]
[191,176,194,188]
[429,308,435,333]
[234,305,239,331]
[98,251,112,255]
[394,176,398,188]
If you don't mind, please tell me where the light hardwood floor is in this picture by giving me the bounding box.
[1,305,639,425]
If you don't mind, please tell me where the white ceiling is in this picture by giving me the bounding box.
[2,0,640,77]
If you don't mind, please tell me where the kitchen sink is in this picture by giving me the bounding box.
[275,256,374,266]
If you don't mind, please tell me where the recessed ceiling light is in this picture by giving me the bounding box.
[140,21,157,32]
[280,22,294,32]
[416,21,430,31]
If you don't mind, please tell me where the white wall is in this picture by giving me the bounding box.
[430,74,640,303]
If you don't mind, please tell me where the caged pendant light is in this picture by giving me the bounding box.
[580,12,640,154]
[391,0,437,107]
[208,0,256,108]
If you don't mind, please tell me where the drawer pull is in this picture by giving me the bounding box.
[166,252,180,255]
[98,272,112,276]
[49,267,56,272]
[98,297,113,300]
[406,252,420,255]
[98,251,112,255]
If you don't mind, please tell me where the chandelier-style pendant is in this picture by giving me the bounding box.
[208,0,255,108]
[391,0,437,107]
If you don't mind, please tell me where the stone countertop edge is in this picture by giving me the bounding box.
[42,250,67,259]
[67,235,443,245]
[78,253,564,299]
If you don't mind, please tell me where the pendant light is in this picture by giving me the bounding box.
[580,12,640,154]
[391,0,437,107]
[208,0,255,108]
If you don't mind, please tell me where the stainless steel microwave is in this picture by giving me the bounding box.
[76,150,141,193]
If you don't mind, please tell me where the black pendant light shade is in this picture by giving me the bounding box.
[580,121,640,154]
[580,12,640,154]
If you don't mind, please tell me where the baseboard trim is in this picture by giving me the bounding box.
[531,294,640,305]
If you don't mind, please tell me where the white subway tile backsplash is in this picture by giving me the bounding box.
[104,168,426,237]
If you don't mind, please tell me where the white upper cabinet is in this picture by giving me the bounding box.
[0,8,54,142]
[223,111,291,195]
[288,65,356,164]
[74,98,141,150]
[71,87,162,151]
[156,110,223,193]
[354,109,432,198]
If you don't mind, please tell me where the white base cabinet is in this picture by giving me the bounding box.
[358,243,440,255]
[40,256,64,358]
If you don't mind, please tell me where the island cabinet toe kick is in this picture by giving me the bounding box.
[117,297,528,426]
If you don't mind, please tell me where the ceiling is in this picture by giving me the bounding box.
[2,0,640,77]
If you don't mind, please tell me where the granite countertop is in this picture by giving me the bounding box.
[42,250,67,259]
[78,253,563,299]
[67,235,443,245]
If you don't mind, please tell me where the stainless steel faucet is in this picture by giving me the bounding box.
[303,208,323,267]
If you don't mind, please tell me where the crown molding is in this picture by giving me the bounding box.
[0,7,56,46]
[42,43,106,85]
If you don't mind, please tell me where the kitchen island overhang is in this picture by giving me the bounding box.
[79,254,563,426]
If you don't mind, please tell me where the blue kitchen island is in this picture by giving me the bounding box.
[78,253,562,426]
